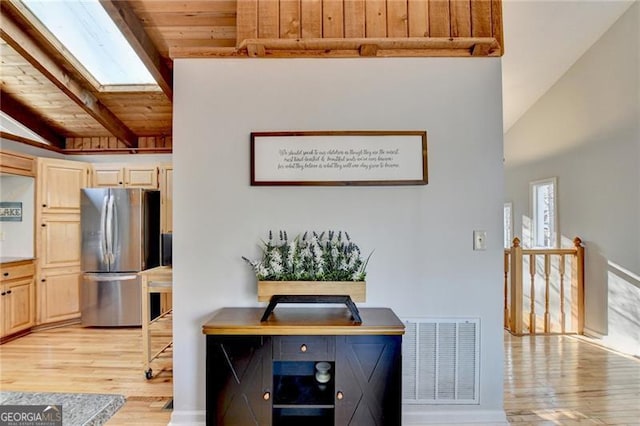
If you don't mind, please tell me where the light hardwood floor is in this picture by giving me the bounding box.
[1,327,638,425]
[0,326,172,425]
[505,333,640,425]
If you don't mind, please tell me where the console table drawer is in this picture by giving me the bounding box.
[274,336,335,361]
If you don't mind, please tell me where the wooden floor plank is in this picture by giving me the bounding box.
[1,327,638,425]
[504,333,640,425]
[0,325,172,424]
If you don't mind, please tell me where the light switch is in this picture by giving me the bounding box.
[473,230,487,250]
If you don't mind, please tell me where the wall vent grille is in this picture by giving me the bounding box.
[402,318,480,404]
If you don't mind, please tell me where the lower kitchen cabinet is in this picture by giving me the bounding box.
[0,260,35,340]
[204,308,404,426]
[37,268,81,325]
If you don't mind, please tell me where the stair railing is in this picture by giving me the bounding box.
[504,237,584,335]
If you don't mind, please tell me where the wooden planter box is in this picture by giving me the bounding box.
[257,281,366,302]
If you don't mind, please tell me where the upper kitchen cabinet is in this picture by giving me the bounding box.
[0,150,35,177]
[92,164,159,189]
[37,158,90,214]
[159,165,173,233]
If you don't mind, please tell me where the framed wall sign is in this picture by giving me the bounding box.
[0,202,22,221]
[250,131,428,186]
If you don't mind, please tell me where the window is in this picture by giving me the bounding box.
[22,0,155,86]
[504,202,513,248]
[530,177,558,248]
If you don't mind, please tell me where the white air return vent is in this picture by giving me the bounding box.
[402,318,480,404]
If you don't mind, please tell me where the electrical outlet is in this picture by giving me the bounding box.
[473,230,487,250]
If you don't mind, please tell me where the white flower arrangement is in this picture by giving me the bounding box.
[243,230,371,281]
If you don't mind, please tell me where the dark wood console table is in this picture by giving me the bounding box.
[202,307,405,426]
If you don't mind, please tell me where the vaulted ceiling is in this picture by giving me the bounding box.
[0,0,504,154]
[0,0,633,154]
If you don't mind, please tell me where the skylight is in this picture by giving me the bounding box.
[22,0,156,86]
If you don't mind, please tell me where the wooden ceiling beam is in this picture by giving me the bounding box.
[99,0,173,100]
[231,37,501,57]
[0,4,139,148]
[0,89,66,149]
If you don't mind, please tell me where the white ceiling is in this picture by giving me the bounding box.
[501,0,635,132]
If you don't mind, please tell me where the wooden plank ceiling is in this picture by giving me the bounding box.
[0,0,503,154]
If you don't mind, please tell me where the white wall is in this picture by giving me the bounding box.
[0,175,35,258]
[172,58,505,424]
[0,138,65,159]
[505,3,640,355]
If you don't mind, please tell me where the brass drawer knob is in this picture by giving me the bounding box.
[300,344,307,353]
[263,391,270,401]
[336,391,344,400]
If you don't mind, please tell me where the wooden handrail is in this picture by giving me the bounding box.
[521,248,578,255]
[504,237,584,335]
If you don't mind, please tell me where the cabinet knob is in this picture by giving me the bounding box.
[3,272,8,277]
[41,223,47,227]
[6,290,11,295]
[1,292,5,296]
[262,391,270,401]
[119,182,123,185]
[41,279,46,282]
[300,344,307,353]
[336,391,344,400]
[42,204,47,207]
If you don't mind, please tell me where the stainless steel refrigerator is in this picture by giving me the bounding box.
[80,188,160,326]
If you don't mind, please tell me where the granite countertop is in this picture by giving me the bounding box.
[0,256,35,264]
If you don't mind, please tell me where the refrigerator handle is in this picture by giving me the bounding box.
[111,193,118,264]
[100,194,109,265]
[106,193,115,265]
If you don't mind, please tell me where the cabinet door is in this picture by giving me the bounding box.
[124,166,158,188]
[2,278,35,336]
[38,158,89,214]
[0,150,35,177]
[38,269,81,324]
[335,335,402,426]
[160,166,173,233]
[93,165,125,187]
[39,214,82,269]
[207,336,272,426]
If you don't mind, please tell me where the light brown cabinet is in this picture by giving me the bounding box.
[160,165,173,233]
[0,260,35,340]
[39,214,82,269]
[38,158,90,214]
[0,150,35,177]
[92,164,159,189]
[36,158,89,326]
[37,268,81,324]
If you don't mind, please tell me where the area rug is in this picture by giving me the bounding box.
[0,391,125,426]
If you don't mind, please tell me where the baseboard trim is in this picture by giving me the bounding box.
[168,407,508,425]
[583,327,606,339]
[403,409,508,425]
[168,410,205,426]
